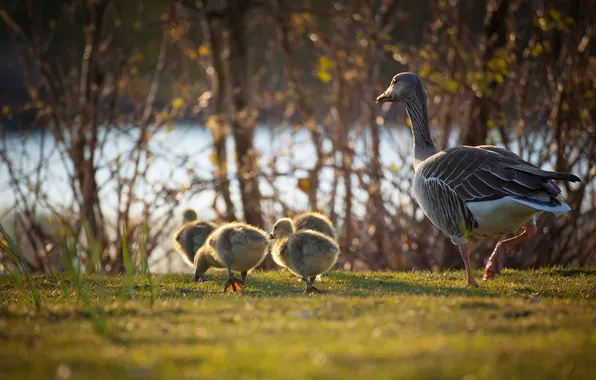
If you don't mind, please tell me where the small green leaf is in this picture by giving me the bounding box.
[549,9,561,22]
[318,70,332,83]
[447,80,459,93]
[318,56,333,70]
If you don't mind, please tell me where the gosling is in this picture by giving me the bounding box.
[172,209,217,268]
[294,211,336,281]
[269,218,339,293]
[262,211,335,255]
[293,211,336,240]
[194,222,269,292]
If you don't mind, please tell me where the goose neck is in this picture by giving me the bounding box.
[404,98,437,167]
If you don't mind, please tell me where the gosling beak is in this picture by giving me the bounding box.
[268,233,274,239]
[376,89,391,103]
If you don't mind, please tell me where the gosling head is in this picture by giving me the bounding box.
[182,209,198,223]
[269,218,295,239]
[375,72,426,104]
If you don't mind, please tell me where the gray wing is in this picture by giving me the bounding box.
[420,146,579,204]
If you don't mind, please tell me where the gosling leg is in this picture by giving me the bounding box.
[241,271,248,283]
[302,272,320,294]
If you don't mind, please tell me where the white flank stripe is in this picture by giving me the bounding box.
[510,197,571,214]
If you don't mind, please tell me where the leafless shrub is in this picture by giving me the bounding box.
[1,0,594,273]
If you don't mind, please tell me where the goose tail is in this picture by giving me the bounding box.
[512,165,581,183]
[512,196,571,215]
[545,172,581,183]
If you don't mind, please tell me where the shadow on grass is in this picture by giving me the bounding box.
[0,304,190,323]
[173,270,495,299]
[542,268,596,277]
[145,269,596,299]
[324,271,494,298]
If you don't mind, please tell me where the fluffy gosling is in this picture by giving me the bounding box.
[194,222,269,292]
[293,211,336,240]
[293,211,336,281]
[173,209,217,268]
[266,211,335,266]
[269,218,339,293]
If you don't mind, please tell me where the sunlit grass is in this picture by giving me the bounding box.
[0,223,41,311]
[55,228,107,335]
[0,268,595,379]
[139,222,161,308]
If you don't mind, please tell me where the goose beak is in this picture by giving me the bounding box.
[376,90,391,103]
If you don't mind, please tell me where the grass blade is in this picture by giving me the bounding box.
[0,223,41,311]
[121,225,135,299]
[83,222,103,274]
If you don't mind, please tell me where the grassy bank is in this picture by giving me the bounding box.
[1,269,595,379]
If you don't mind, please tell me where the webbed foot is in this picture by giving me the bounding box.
[304,286,321,294]
[194,274,208,282]
[483,247,505,281]
[483,259,502,280]
[224,278,245,292]
[483,268,497,281]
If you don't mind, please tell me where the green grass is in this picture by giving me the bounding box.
[1,268,595,379]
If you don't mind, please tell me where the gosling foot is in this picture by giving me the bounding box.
[467,279,479,288]
[304,286,321,294]
[194,274,208,282]
[224,278,245,292]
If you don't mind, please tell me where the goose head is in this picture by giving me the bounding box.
[376,72,426,104]
[182,209,198,223]
[269,218,295,239]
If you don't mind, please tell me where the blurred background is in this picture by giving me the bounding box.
[0,0,594,274]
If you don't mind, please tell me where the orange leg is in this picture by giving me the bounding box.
[483,223,537,280]
[458,243,479,287]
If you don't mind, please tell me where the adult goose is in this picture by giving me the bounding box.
[376,72,580,287]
